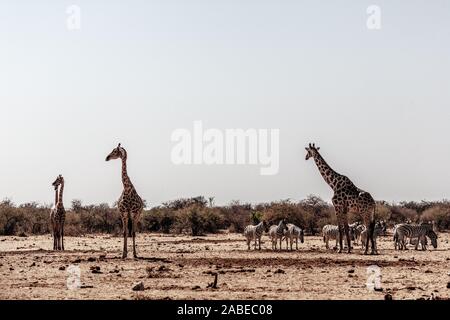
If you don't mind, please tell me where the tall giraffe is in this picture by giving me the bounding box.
[49,181,58,250]
[106,143,144,259]
[305,143,377,254]
[51,175,66,251]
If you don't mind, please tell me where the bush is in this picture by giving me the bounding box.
[421,205,450,231]
[174,206,224,236]
[1,196,450,236]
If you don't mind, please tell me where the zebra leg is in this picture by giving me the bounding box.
[247,238,250,250]
[254,237,257,250]
[258,236,262,250]
[279,237,282,251]
[414,237,419,250]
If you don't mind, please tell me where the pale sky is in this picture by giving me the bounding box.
[1,1,450,207]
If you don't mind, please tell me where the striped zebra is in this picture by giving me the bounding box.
[244,220,269,250]
[349,222,363,245]
[393,223,438,251]
[360,221,386,251]
[283,223,304,251]
[322,224,354,250]
[269,219,288,251]
[394,223,430,251]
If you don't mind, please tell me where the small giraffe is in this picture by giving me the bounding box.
[305,143,377,254]
[106,143,144,259]
[51,175,66,251]
[49,182,58,248]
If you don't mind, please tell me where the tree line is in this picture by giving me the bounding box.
[1,195,449,236]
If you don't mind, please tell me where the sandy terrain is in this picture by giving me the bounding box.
[0,232,449,300]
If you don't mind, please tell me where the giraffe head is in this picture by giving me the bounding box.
[106,143,126,161]
[52,175,64,190]
[305,143,320,160]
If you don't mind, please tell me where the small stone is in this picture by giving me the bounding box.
[59,266,66,271]
[348,269,355,274]
[447,282,450,289]
[384,293,393,300]
[132,282,145,291]
[274,269,285,274]
[87,257,96,262]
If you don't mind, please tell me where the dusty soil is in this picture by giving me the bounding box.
[0,232,449,300]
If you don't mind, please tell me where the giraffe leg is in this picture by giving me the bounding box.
[369,221,377,255]
[364,224,371,255]
[132,219,138,259]
[122,216,128,259]
[52,227,56,250]
[338,224,344,253]
[61,224,65,251]
[344,224,352,254]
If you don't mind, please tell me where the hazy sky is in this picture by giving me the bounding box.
[1,1,450,207]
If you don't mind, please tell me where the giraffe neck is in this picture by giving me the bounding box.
[313,152,340,190]
[54,188,58,207]
[58,182,64,205]
[121,157,133,190]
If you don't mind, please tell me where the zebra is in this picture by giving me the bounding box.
[322,224,355,250]
[349,222,364,245]
[244,220,269,250]
[360,221,386,251]
[393,223,438,251]
[283,223,305,251]
[268,219,289,251]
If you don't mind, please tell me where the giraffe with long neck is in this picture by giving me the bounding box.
[305,143,377,254]
[51,175,66,251]
[106,143,144,259]
[49,183,58,250]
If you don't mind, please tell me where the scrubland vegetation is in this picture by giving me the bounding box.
[1,196,449,237]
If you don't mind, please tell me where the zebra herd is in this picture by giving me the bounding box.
[244,219,304,251]
[243,219,439,252]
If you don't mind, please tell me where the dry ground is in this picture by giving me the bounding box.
[0,232,449,300]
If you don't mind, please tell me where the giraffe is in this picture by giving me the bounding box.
[106,143,144,259]
[49,181,58,249]
[305,143,377,254]
[51,175,66,251]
